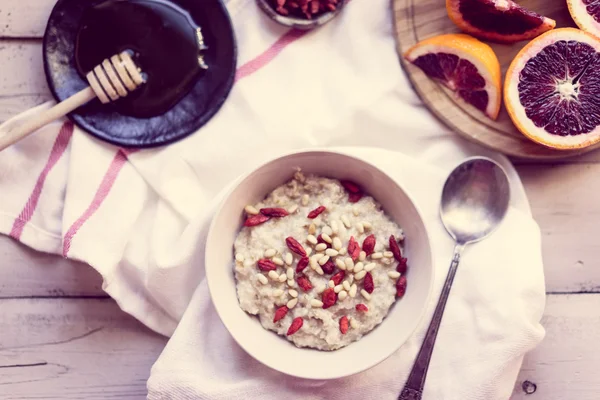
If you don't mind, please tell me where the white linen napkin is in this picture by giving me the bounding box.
[0,0,545,398]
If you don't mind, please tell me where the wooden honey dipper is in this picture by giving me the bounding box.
[0,51,145,151]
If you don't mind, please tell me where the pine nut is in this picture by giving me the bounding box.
[322,226,333,236]
[360,289,371,300]
[345,257,354,270]
[317,285,326,294]
[341,215,351,228]
[325,249,339,257]
[311,299,324,308]
[383,251,394,258]
[321,233,333,244]
[287,298,298,309]
[365,262,376,272]
[243,260,254,268]
[308,223,316,235]
[257,274,268,285]
[333,237,342,250]
[289,289,298,297]
[306,248,313,256]
[388,271,401,279]
[350,318,359,329]
[353,262,364,273]
[311,254,323,264]
[336,259,346,270]
[355,270,367,280]
[328,280,335,288]
[268,271,279,280]
[349,284,358,297]
[352,205,360,216]
[356,222,364,234]
[338,290,348,300]
[279,273,287,282]
[273,289,284,297]
[318,255,330,265]
[315,243,328,251]
[371,252,383,259]
[307,235,318,245]
[348,275,354,284]
[315,265,324,275]
[334,284,344,293]
[264,249,277,258]
[339,248,348,255]
[287,279,296,287]
[382,257,393,265]
[363,221,372,230]
[331,220,339,234]
[235,253,245,263]
[301,194,309,206]
[245,205,259,215]
[273,257,284,266]
[359,251,367,261]
[343,280,351,291]
[285,253,293,265]
[287,268,294,280]
[287,204,299,214]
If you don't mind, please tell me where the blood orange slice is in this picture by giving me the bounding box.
[568,0,600,38]
[505,28,600,149]
[446,0,556,43]
[404,33,501,120]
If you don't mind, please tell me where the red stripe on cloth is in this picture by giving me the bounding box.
[62,150,129,257]
[235,29,307,82]
[9,122,74,241]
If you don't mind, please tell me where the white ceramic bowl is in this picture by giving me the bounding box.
[205,150,434,380]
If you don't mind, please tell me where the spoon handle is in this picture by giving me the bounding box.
[398,243,465,400]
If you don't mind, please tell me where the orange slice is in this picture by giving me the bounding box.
[505,28,600,150]
[568,0,600,38]
[404,33,501,120]
[446,0,555,43]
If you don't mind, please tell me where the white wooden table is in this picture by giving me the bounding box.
[1,1,599,399]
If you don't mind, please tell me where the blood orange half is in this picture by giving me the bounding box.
[568,0,600,38]
[404,33,501,120]
[446,0,556,43]
[505,28,600,149]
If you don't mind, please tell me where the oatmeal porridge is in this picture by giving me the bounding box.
[233,171,409,351]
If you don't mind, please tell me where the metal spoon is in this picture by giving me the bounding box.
[399,157,510,400]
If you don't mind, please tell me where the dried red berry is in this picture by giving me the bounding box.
[297,275,313,291]
[341,180,361,193]
[296,256,309,273]
[307,206,326,219]
[363,272,374,294]
[339,316,349,334]
[322,288,337,309]
[260,207,289,217]
[257,259,277,271]
[287,317,303,335]
[389,235,402,261]
[331,271,345,285]
[348,192,363,203]
[362,234,376,255]
[355,304,369,312]
[396,276,407,298]
[310,0,319,13]
[244,214,270,227]
[396,258,408,274]
[348,236,360,261]
[321,259,336,274]
[286,237,307,257]
[273,305,289,323]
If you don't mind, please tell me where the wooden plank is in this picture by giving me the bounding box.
[517,163,600,293]
[0,298,166,399]
[0,236,106,298]
[0,0,54,38]
[512,294,600,399]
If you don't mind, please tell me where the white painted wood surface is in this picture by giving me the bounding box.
[1,1,599,398]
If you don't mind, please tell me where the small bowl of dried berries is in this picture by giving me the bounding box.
[256,0,346,30]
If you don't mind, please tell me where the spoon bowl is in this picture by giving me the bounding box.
[441,157,510,245]
[399,156,510,400]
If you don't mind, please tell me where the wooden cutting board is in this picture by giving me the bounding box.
[392,0,600,160]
